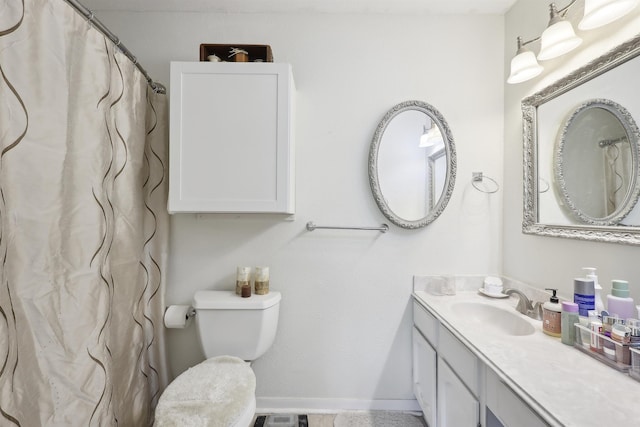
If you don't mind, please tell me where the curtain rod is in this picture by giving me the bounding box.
[63,0,166,94]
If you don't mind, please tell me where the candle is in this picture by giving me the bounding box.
[236,266,251,295]
[254,266,270,295]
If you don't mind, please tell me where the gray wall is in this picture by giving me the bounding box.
[94,10,505,410]
[90,0,640,413]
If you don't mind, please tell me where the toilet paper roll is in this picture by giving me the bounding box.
[164,305,194,329]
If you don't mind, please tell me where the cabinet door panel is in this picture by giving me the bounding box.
[437,357,479,427]
[180,72,278,202]
[485,367,547,427]
[169,62,294,213]
[412,328,436,427]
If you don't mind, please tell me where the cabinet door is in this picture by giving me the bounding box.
[169,62,295,214]
[485,368,547,427]
[437,357,479,427]
[412,328,437,427]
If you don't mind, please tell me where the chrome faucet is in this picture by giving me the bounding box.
[504,288,543,320]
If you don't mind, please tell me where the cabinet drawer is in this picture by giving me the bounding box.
[413,301,439,346]
[486,368,547,427]
[438,325,479,397]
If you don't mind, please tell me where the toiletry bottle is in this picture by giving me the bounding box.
[607,280,636,320]
[588,310,603,353]
[561,301,579,346]
[543,288,562,337]
[583,267,605,314]
[574,278,595,318]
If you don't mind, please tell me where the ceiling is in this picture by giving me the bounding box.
[80,0,518,14]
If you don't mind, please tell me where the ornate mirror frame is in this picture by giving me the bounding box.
[522,34,640,245]
[555,99,640,226]
[368,100,457,229]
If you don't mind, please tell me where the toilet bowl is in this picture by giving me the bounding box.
[155,291,281,427]
[155,356,256,427]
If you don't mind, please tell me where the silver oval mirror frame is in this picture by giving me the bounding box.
[368,100,456,229]
[555,99,640,226]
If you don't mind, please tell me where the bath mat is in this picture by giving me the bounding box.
[333,411,425,427]
[254,414,308,427]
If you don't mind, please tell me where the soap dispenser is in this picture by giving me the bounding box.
[543,288,562,337]
[583,267,605,314]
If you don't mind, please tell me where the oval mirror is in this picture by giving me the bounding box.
[368,100,456,229]
[555,99,640,226]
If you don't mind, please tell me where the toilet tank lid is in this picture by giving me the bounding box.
[193,290,281,310]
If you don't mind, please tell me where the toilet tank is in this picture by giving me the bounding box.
[193,290,281,361]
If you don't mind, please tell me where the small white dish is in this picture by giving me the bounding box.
[478,288,509,299]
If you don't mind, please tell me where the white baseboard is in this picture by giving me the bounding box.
[255,397,421,414]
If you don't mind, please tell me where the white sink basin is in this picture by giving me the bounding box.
[451,302,536,336]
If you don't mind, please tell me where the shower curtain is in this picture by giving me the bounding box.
[0,0,169,425]
[604,143,631,215]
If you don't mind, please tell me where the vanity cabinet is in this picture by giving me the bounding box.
[413,298,548,427]
[168,62,295,214]
[412,301,480,427]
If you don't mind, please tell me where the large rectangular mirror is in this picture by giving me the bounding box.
[523,34,640,245]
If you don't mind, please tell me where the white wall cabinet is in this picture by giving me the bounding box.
[169,62,295,214]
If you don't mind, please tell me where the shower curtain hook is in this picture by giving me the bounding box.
[86,10,95,28]
[113,38,122,54]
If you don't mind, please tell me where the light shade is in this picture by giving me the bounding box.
[537,4,582,61]
[579,0,639,30]
[507,42,544,84]
[419,125,443,148]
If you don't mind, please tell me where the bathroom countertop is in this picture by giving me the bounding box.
[413,276,640,427]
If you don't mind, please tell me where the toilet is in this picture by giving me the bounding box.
[155,290,282,427]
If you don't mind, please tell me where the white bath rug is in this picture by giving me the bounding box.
[333,411,425,427]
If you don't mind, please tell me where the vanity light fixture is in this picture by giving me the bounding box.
[537,3,583,61]
[507,37,544,84]
[579,0,639,29]
[419,124,443,148]
[507,0,638,84]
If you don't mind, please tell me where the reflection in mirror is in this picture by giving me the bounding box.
[555,99,640,226]
[369,100,456,229]
[523,34,640,244]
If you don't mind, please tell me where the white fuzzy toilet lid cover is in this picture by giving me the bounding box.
[155,355,256,427]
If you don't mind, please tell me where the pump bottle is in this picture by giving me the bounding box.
[543,288,562,337]
[583,267,605,314]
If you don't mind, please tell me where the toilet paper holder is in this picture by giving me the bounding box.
[164,305,197,329]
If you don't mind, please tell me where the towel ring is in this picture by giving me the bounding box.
[472,172,499,194]
[538,177,550,193]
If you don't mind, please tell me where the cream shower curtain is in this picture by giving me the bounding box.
[604,143,631,215]
[0,0,169,425]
